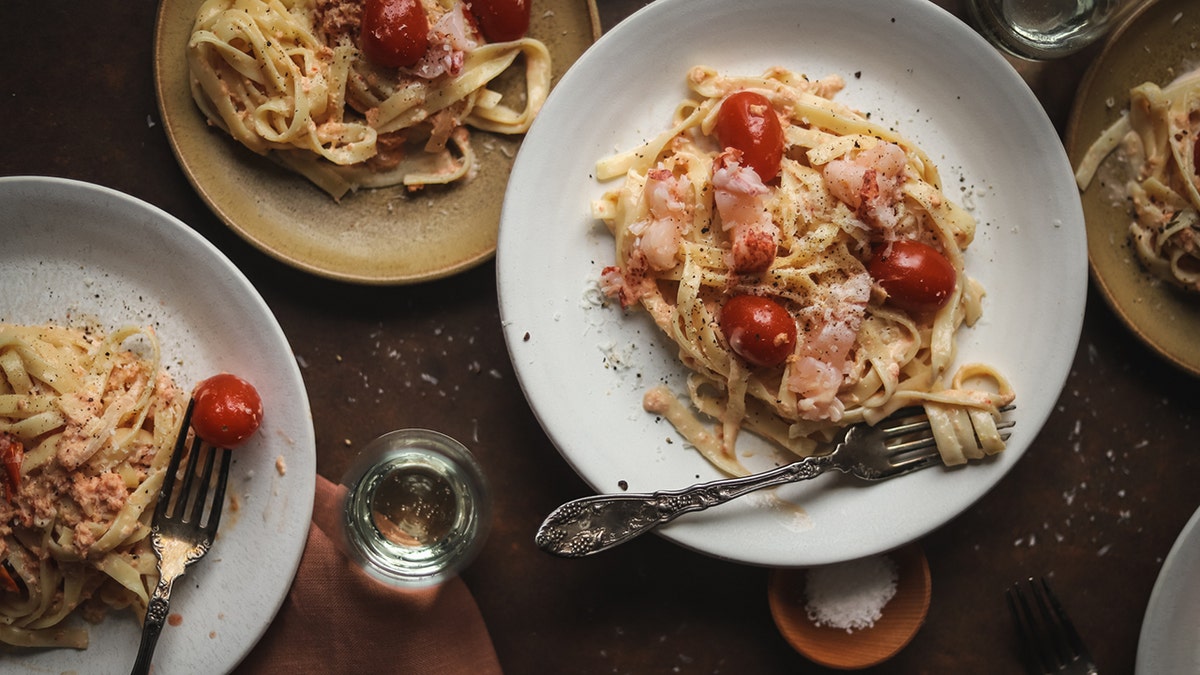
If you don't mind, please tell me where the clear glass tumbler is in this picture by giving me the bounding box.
[339,429,492,588]
[965,0,1136,60]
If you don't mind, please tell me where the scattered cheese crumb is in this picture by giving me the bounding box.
[275,455,287,476]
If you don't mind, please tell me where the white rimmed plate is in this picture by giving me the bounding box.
[1136,503,1200,673]
[0,176,315,673]
[497,0,1086,566]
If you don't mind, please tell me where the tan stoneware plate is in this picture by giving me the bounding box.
[1065,0,1200,376]
[154,0,599,285]
[768,544,931,670]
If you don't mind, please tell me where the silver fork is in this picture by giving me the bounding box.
[130,399,233,675]
[535,406,1015,557]
[1007,577,1099,675]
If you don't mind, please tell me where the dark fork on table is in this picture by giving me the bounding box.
[1007,577,1099,675]
[130,399,233,675]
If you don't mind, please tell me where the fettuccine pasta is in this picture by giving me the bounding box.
[595,66,1014,476]
[0,324,184,649]
[187,0,552,200]
[1075,67,1200,292]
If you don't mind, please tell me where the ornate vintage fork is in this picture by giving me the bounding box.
[130,399,233,675]
[536,406,1014,557]
[1007,577,1099,675]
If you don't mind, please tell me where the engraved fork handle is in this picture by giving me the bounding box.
[535,454,836,557]
[131,539,203,675]
[130,569,180,675]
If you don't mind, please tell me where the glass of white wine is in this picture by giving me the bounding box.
[339,429,492,588]
[965,0,1138,60]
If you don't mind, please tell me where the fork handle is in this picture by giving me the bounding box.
[535,454,835,557]
[130,572,180,675]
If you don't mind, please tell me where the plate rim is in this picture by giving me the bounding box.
[1135,502,1200,673]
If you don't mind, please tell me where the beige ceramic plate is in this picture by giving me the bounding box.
[1066,0,1200,376]
[154,0,599,285]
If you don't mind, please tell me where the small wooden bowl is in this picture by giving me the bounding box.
[768,544,932,670]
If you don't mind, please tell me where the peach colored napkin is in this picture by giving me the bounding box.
[235,475,502,674]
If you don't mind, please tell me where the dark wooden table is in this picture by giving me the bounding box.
[3,1,1196,672]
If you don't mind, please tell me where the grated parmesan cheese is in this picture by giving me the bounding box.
[803,554,898,632]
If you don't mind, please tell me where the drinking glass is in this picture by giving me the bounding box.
[965,0,1136,60]
[339,429,492,588]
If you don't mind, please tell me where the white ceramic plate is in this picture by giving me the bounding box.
[0,177,315,673]
[1136,504,1200,674]
[497,0,1086,566]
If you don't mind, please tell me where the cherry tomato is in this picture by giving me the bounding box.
[361,0,429,69]
[469,0,531,42]
[714,91,785,182]
[868,240,957,313]
[191,374,264,448]
[719,295,797,367]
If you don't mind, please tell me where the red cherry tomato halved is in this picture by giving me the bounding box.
[361,0,429,68]
[191,374,264,448]
[469,0,531,42]
[719,295,797,367]
[868,240,957,313]
[714,91,785,182]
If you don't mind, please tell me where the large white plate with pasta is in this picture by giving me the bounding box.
[0,176,315,672]
[498,0,1087,566]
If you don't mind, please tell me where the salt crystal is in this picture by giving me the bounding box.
[803,554,898,632]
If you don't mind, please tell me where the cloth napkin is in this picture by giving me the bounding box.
[234,475,503,674]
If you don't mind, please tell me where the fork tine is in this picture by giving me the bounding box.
[1007,581,1050,674]
[1007,577,1092,674]
[1036,577,1090,665]
[868,451,944,481]
[876,407,931,435]
[879,403,1015,440]
[886,430,1012,471]
[1028,578,1072,667]
[886,434,939,455]
[185,445,219,526]
[173,433,206,522]
[203,449,233,534]
[885,449,943,474]
[155,400,195,521]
